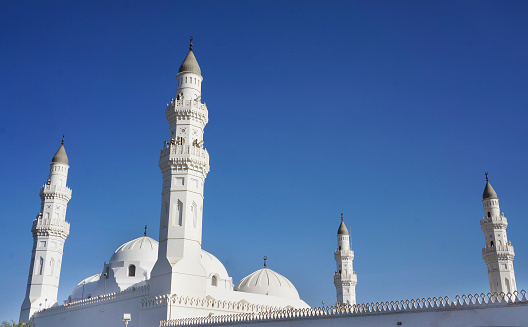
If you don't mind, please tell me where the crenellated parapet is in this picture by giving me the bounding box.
[166,99,208,128]
[480,214,508,229]
[39,184,72,201]
[334,250,354,261]
[334,272,357,283]
[159,144,210,177]
[160,290,528,326]
[32,214,70,239]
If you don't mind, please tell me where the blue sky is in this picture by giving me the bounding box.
[1,0,528,321]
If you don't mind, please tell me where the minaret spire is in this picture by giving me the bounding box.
[480,177,517,294]
[21,142,72,321]
[334,214,357,305]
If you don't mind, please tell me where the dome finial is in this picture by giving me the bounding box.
[341,213,343,222]
[144,225,147,236]
[61,134,65,145]
[263,256,267,268]
[485,172,489,182]
[190,36,193,51]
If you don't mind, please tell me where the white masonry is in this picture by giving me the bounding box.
[334,214,357,305]
[20,139,71,322]
[481,174,517,294]
[149,38,211,298]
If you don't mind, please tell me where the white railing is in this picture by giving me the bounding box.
[33,285,150,317]
[40,184,72,198]
[160,290,528,326]
[169,99,208,111]
[482,244,515,254]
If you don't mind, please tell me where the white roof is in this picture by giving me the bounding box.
[109,236,158,263]
[235,268,300,300]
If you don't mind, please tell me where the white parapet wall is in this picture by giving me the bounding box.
[161,290,528,327]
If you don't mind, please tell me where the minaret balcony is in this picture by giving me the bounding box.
[482,244,514,255]
[334,272,358,283]
[160,144,209,161]
[39,184,72,200]
[159,144,210,175]
[32,214,70,238]
[480,215,508,226]
[166,99,208,126]
[334,250,354,261]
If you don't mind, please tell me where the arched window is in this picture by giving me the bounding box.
[487,212,491,217]
[128,264,136,277]
[39,257,44,275]
[211,275,218,286]
[490,241,494,247]
[105,266,110,279]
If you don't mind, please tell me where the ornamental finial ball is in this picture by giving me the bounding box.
[190,36,193,51]
[485,172,489,182]
[263,256,267,268]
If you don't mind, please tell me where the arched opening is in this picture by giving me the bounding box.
[487,212,491,217]
[39,257,44,275]
[105,266,110,279]
[505,278,511,293]
[211,275,218,286]
[490,241,494,247]
[128,264,136,277]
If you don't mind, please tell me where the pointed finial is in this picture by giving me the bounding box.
[341,213,343,222]
[485,172,488,182]
[61,134,65,145]
[144,225,147,236]
[190,36,193,51]
[263,256,267,268]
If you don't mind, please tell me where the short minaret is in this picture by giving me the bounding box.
[150,38,210,297]
[481,173,517,294]
[20,137,71,322]
[334,214,357,305]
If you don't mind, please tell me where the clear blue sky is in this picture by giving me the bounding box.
[1,0,527,321]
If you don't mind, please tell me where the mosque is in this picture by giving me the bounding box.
[19,41,527,327]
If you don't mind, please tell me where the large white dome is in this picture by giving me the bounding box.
[109,236,158,263]
[235,268,300,300]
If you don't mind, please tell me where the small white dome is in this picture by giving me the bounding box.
[69,273,101,301]
[201,250,229,280]
[109,236,158,263]
[235,268,300,300]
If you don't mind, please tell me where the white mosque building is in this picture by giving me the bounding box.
[19,41,528,327]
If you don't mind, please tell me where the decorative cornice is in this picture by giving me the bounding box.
[166,99,208,127]
[32,215,70,239]
[161,290,528,326]
[39,184,72,201]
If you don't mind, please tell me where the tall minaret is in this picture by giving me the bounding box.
[20,137,71,322]
[150,38,210,297]
[334,214,357,305]
[481,173,517,294]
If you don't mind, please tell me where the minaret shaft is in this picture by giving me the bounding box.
[20,145,71,322]
[150,47,210,297]
[481,180,517,294]
[334,218,357,305]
